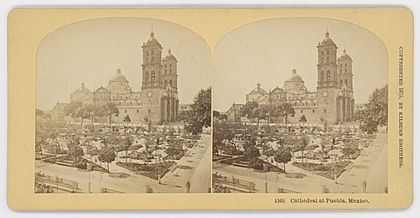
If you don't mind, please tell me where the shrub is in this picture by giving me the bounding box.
[250,161,263,170]
[75,160,87,169]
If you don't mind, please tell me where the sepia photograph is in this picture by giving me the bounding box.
[35,18,212,193]
[212,18,389,194]
[7,7,413,211]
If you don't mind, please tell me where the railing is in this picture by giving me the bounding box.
[213,173,256,192]
[35,172,79,192]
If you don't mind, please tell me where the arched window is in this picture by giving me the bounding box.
[326,49,329,55]
[327,71,331,81]
[321,57,324,64]
[151,56,154,62]
[321,51,324,55]
[345,79,348,86]
[164,80,167,87]
[151,71,155,82]
[169,80,173,87]
[145,72,149,81]
[321,72,324,81]
[326,56,329,62]
[340,80,343,87]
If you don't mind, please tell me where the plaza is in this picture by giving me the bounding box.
[35,122,211,193]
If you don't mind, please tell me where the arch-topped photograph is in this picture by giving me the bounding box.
[35,18,212,194]
[212,18,388,194]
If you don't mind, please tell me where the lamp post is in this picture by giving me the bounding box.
[332,137,337,184]
[263,163,268,193]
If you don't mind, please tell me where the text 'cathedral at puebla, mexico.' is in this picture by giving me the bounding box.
[64,31,180,124]
[227,31,355,124]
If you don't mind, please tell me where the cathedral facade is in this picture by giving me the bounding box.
[68,31,179,124]
[240,31,355,124]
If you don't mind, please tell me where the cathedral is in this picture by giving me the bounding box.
[236,31,355,124]
[68,31,179,124]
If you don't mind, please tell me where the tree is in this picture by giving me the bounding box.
[243,136,260,165]
[123,136,133,163]
[177,110,190,123]
[103,102,119,126]
[299,136,309,163]
[252,105,266,127]
[240,101,259,124]
[184,88,211,135]
[79,103,101,129]
[36,109,51,121]
[35,138,45,157]
[213,123,236,156]
[278,103,295,124]
[213,110,220,120]
[259,104,279,131]
[98,146,116,173]
[123,115,131,126]
[66,101,83,125]
[220,113,228,121]
[274,148,292,173]
[359,85,388,134]
[68,141,84,166]
[299,115,307,123]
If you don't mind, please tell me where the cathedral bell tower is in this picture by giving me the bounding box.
[161,49,178,92]
[316,31,339,124]
[140,31,179,124]
[141,30,163,124]
[161,48,179,124]
[141,31,163,89]
[337,48,353,91]
[336,48,355,123]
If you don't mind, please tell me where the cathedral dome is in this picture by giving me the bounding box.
[283,68,308,94]
[337,49,353,61]
[73,82,92,94]
[162,49,178,62]
[286,68,303,82]
[248,83,267,95]
[110,68,128,82]
[143,31,162,47]
[319,31,336,46]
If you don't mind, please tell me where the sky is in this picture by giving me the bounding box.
[214,18,388,112]
[37,17,211,111]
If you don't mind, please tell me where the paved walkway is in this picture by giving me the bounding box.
[159,134,211,193]
[337,131,388,193]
